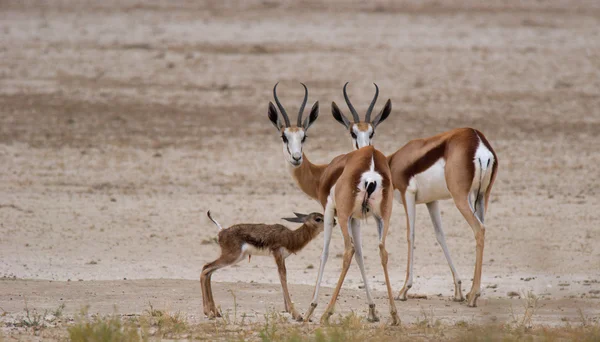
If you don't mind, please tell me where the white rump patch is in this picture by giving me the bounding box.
[471,139,495,194]
[354,157,384,217]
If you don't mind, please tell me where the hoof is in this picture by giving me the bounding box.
[453,295,465,302]
[390,313,401,326]
[396,286,410,301]
[291,311,303,322]
[367,315,380,323]
[207,310,221,319]
[303,303,317,323]
[466,293,480,307]
[367,304,379,322]
[395,294,408,301]
[320,311,333,325]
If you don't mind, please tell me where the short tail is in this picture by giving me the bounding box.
[361,181,378,216]
[473,142,494,213]
[207,210,223,231]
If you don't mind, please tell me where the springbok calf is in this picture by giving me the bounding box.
[267,83,400,325]
[332,83,498,307]
[201,211,325,321]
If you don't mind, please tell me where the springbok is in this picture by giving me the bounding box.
[267,83,400,324]
[332,83,498,307]
[201,211,325,321]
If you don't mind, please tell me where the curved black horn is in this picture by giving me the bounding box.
[343,82,360,123]
[273,82,291,127]
[365,83,379,123]
[297,83,308,127]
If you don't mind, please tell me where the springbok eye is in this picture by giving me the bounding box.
[315,217,322,222]
[301,135,307,143]
[351,132,357,139]
[281,135,288,144]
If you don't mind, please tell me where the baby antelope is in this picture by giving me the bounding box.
[201,211,326,321]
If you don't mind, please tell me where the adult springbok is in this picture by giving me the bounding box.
[267,83,400,324]
[332,83,498,307]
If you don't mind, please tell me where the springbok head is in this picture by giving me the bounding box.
[268,83,319,167]
[331,82,391,150]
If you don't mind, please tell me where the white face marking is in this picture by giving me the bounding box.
[281,128,306,167]
[352,125,374,150]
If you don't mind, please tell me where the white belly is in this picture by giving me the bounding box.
[409,158,452,204]
[241,244,291,259]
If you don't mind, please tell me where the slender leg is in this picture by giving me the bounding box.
[320,215,354,325]
[474,193,485,224]
[377,216,400,325]
[453,195,486,307]
[397,191,416,301]
[200,267,211,316]
[349,218,378,322]
[201,260,220,317]
[304,199,337,322]
[273,249,302,321]
[201,255,237,318]
[426,201,464,302]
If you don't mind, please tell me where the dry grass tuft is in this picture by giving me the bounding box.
[68,306,141,342]
[139,303,188,338]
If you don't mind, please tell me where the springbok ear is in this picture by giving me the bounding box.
[372,99,391,128]
[303,101,319,131]
[331,101,350,129]
[293,212,308,220]
[282,216,304,223]
[268,102,282,131]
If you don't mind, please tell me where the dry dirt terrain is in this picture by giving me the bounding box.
[1,0,600,340]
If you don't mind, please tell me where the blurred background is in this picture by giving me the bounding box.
[0,0,599,307]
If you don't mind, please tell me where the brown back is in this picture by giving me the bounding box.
[217,222,321,254]
[387,127,481,192]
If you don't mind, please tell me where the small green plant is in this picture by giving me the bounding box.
[259,310,281,342]
[52,303,66,319]
[143,302,163,318]
[416,306,441,331]
[68,306,141,342]
[508,290,539,329]
[230,289,238,324]
[20,307,46,330]
[140,303,188,338]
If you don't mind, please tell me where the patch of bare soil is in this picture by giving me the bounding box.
[0,0,599,339]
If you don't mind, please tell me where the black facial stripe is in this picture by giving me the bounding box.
[286,144,291,155]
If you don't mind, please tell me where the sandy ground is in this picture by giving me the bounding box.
[1,0,600,330]
[1,279,599,327]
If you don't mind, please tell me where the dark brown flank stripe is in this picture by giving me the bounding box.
[388,127,491,193]
[401,142,447,184]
